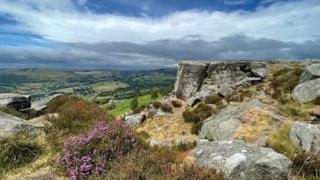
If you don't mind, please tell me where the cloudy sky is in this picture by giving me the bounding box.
[0,0,319,69]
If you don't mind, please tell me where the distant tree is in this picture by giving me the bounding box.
[151,91,159,99]
[130,97,138,110]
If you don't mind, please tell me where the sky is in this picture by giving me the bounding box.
[0,0,319,69]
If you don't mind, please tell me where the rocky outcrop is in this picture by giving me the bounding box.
[31,94,62,113]
[199,100,261,141]
[0,111,44,138]
[0,93,31,110]
[173,61,267,100]
[124,113,146,127]
[290,122,320,155]
[292,64,320,103]
[299,64,320,83]
[193,140,292,180]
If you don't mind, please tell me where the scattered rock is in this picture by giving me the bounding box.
[299,64,320,84]
[124,113,146,127]
[149,138,165,147]
[292,78,320,103]
[147,107,166,117]
[290,121,320,155]
[193,140,292,180]
[0,93,31,111]
[0,111,44,138]
[199,100,261,141]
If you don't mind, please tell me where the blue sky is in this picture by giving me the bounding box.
[0,0,319,69]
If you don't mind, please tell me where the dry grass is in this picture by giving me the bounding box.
[137,102,197,146]
[235,109,274,143]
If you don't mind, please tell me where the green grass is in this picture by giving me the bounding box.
[89,82,128,91]
[107,94,162,116]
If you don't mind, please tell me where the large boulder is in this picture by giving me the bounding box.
[299,64,320,83]
[199,100,261,141]
[173,61,267,100]
[290,122,320,155]
[0,93,31,110]
[193,140,292,180]
[0,111,44,138]
[292,78,320,103]
[124,113,146,127]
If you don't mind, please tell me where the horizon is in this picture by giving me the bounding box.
[0,0,320,69]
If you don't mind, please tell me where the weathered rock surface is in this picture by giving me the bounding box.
[0,93,31,110]
[299,64,320,84]
[290,121,320,155]
[124,113,146,127]
[199,100,261,141]
[0,111,44,138]
[147,107,166,117]
[174,61,267,99]
[292,78,320,103]
[193,140,292,180]
[31,94,62,112]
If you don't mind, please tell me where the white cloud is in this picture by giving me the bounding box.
[0,0,319,44]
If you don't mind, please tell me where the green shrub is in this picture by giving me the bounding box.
[182,110,201,123]
[270,67,303,104]
[176,141,197,152]
[205,95,222,104]
[152,101,162,109]
[130,97,138,111]
[183,103,214,134]
[151,91,159,99]
[171,100,182,108]
[0,132,43,176]
[132,105,146,114]
[192,103,214,120]
[105,104,116,110]
[161,103,173,113]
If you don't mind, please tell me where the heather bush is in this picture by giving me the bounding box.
[152,101,162,109]
[312,96,320,105]
[171,100,182,108]
[182,110,201,123]
[161,103,173,113]
[58,120,137,179]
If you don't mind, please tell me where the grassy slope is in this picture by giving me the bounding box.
[107,94,161,116]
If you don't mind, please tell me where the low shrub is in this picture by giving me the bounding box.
[132,105,146,114]
[182,110,201,123]
[58,120,137,179]
[161,103,173,113]
[49,96,113,134]
[183,103,214,134]
[191,121,204,135]
[0,107,28,119]
[152,101,162,109]
[103,147,224,180]
[312,96,320,105]
[177,141,197,152]
[0,132,43,176]
[205,95,222,104]
[171,100,182,108]
[292,154,320,177]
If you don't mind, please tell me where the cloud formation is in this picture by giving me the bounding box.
[0,35,319,69]
[0,0,319,69]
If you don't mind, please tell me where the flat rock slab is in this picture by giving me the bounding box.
[31,94,62,111]
[0,111,44,138]
[199,100,261,141]
[193,140,292,180]
[290,121,320,155]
